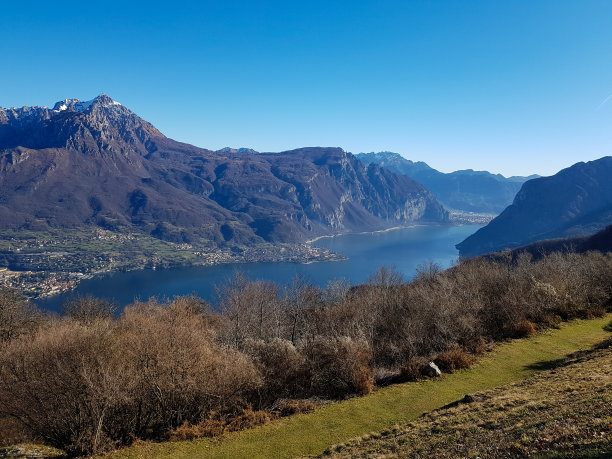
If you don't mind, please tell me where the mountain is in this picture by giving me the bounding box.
[457,157,612,257]
[0,95,448,246]
[356,152,537,214]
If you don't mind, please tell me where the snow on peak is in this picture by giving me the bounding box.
[52,95,122,112]
[53,98,90,112]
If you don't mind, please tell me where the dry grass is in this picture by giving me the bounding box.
[322,339,612,458]
[0,444,64,458]
[168,408,274,441]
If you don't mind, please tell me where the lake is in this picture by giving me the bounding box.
[36,224,481,313]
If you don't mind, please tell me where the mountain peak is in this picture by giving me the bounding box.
[1,94,164,154]
[52,94,122,113]
[92,94,122,107]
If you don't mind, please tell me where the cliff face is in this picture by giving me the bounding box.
[457,156,612,256]
[0,96,448,245]
[254,148,447,241]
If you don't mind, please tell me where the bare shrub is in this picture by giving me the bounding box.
[433,346,475,372]
[0,320,121,455]
[168,421,209,442]
[0,287,43,342]
[368,266,404,288]
[272,398,318,416]
[225,407,272,432]
[398,356,430,381]
[116,299,262,437]
[0,297,262,456]
[168,407,273,441]
[243,338,307,407]
[509,319,537,338]
[218,273,281,347]
[62,295,116,323]
[303,336,373,398]
[282,276,322,345]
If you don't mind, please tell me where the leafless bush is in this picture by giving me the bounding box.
[272,398,319,416]
[217,273,281,347]
[0,297,261,456]
[0,320,121,455]
[433,346,475,372]
[398,356,430,381]
[168,406,273,441]
[115,298,261,437]
[243,338,308,407]
[303,336,373,398]
[0,287,44,342]
[62,295,116,323]
[508,319,537,338]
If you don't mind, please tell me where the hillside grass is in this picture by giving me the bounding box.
[323,336,612,458]
[102,314,612,459]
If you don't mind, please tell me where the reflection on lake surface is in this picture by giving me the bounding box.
[36,225,481,313]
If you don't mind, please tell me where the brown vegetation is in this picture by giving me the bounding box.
[433,346,475,373]
[0,250,611,456]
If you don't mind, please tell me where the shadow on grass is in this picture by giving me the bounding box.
[525,336,612,372]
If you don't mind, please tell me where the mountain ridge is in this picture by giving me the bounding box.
[457,156,612,256]
[0,95,448,247]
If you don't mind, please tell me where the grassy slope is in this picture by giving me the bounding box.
[104,314,612,459]
[324,338,612,458]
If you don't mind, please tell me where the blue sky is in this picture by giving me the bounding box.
[2,0,612,176]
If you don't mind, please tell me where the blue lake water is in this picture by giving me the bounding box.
[36,224,481,313]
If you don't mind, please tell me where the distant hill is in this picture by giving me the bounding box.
[215,147,259,155]
[0,96,447,245]
[483,224,612,263]
[457,157,612,257]
[356,151,537,214]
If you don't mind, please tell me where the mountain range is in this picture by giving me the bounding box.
[457,156,612,257]
[356,151,538,214]
[0,95,448,246]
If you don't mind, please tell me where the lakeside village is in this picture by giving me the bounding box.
[447,210,495,225]
[0,229,343,299]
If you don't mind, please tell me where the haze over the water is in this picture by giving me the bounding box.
[2,1,612,177]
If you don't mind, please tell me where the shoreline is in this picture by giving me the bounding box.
[305,225,419,244]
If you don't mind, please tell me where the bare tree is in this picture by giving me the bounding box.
[62,295,116,323]
[0,287,43,342]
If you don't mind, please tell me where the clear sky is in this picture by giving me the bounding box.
[2,0,612,177]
